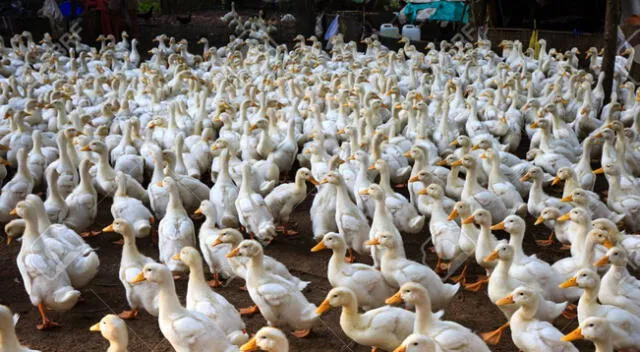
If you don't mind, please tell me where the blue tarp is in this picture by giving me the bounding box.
[403,1,469,24]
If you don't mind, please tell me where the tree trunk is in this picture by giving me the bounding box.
[602,0,620,104]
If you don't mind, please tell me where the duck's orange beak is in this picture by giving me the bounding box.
[130,272,146,284]
[484,250,499,262]
[239,336,258,351]
[490,222,505,231]
[385,291,403,305]
[559,276,578,288]
[310,241,327,252]
[447,208,459,221]
[594,255,609,267]
[315,299,332,315]
[365,238,380,246]
[226,247,241,258]
[534,216,545,225]
[496,294,514,306]
[551,176,561,186]
[462,215,475,225]
[102,224,114,232]
[561,327,583,342]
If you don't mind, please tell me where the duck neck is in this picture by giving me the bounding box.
[157,278,183,317]
[107,338,128,352]
[377,167,393,193]
[338,299,360,327]
[167,185,186,215]
[247,252,266,282]
[413,298,435,333]
[187,261,209,291]
[0,325,21,351]
[328,244,347,275]
[218,150,232,183]
[121,233,142,260]
[508,231,526,261]
[562,177,581,198]
[462,165,480,196]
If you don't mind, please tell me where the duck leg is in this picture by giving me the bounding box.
[435,258,449,275]
[36,304,60,330]
[207,272,223,288]
[480,322,509,345]
[450,263,468,284]
[562,304,577,320]
[560,243,571,250]
[463,275,489,292]
[239,305,259,315]
[118,308,138,320]
[536,232,555,247]
[279,223,298,236]
[344,248,356,263]
[290,329,311,338]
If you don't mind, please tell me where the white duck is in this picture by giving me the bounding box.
[594,246,640,316]
[496,286,578,352]
[321,171,370,262]
[226,240,319,337]
[236,162,277,244]
[265,167,317,236]
[173,247,249,345]
[562,317,614,352]
[12,200,81,330]
[111,172,154,238]
[156,177,196,274]
[195,200,232,288]
[0,148,33,223]
[560,268,640,350]
[387,282,490,352]
[130,263,237,352]
[208,148,239,228]
[240,327,290,352]
[316,287,414,351]
[103,219,159,319]
[368,231,459,312]
[311,232,394,310]
[0,304,40,352]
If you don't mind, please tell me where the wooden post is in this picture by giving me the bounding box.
[602,0,620,104]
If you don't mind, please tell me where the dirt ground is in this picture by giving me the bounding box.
[0,183,604,352]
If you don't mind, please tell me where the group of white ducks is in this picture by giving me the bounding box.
[0,25,638,352]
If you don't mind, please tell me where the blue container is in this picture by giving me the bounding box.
[59,1,83,18]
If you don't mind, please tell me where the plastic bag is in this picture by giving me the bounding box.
[38,0,65,35]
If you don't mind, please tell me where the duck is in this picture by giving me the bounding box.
[236,162,277,244]
[311,232,394,310]
[226,240,319,337]
[496,215,580,301]
[240,327,290,352]
[483,243,568,344]
[320,171,370,261]
[560,268,640,350]
[361,184,402,268]
[63,158,97,235]
[102,218,159,319]
[393,333,438,352]
[521,166,570,217]
[0,148,33,223]
[130,263,238,352]
[594,246,640,316]
[82,140,148,203]
[43,168,68,224]
[460,209,499,291]
[562,317,614,352]
[213,228,309,293]
[172,247,249,345]
[387,282,490,352]
[88,314,128,352]
[12,200,81,330]
[156,177,196,274]
[598,163,640,232]
[0,304,40,351]
[496,286,578,352]
[561,188,623,224]
[208,148,239,228]
[316,287,414,351]
[111,172,154,238]
[195,200,232,287]
[456,155,508,223]
[265,167,317,236]
[480,149,527,215]
[592,218,640,267]
[367,231,459,312]
[534,206,571,247]
[419,184,461,273]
